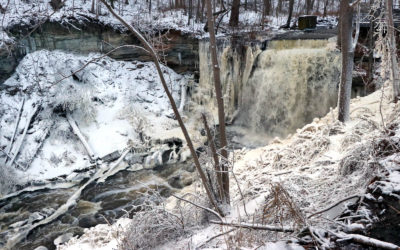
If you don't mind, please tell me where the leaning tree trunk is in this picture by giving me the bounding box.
[99,0,224,216]
[386,0,400,101]
[338,0,355,122]
[205,0,230,204]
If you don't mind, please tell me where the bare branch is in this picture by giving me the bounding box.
[209,220,295,232]
[307,194,361,219]
[196,228,236,248]
[171,194,223,222]
[52,44,150,86]
[333,232,400,250]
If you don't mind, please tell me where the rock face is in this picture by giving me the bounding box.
[0,19,199,87]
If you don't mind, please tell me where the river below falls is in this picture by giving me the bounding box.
[0,162,193,250]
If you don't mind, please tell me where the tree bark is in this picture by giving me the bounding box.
[323,0,329,17]
[306,0,312,14]
[201,113,224,202]
[229,0,240,27]
[205,0,230,204]
[337,0,354,122]
[285,0,295,28]
[386,0,400,101]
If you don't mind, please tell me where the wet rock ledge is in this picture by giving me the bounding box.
[0,17,199,86]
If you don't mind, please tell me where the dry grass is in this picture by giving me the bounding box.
[262,183,305,229]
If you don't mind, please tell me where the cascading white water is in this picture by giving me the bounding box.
[239,39,341,136]
[194,40,261,121]
[196,38,341,138]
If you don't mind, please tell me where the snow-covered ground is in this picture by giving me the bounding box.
[0,49,192,185]
[0,0,339,46]
[57,84,400,249]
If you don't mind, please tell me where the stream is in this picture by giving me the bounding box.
[0,162,193,250]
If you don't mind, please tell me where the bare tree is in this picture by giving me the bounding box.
[284,0,295,28]
[99,0,224,215]
[229,0,240,27]
[386,0,400,101]
[337,1,360,122]
[261,0,271,29]
[205,0,230,204]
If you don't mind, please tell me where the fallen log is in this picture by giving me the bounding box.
[8,103,40,167]
[66,112,97,161]
[23,121,54,171]
[5,97,25,164]
[209,220,295,233]
[335,232,400,250]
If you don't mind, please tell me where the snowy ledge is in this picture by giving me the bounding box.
[0,50,201,188]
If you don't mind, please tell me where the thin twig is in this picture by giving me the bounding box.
[171,194,223,222]
[196,228,236,248]
[307,194,361,219]
[51,44,150,86]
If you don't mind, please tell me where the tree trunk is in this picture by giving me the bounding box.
[338,0,354,122]
[205,0,230,204]
[285,0,295,28]
[306,0,312,14]
[201,114,224,202]
[367,2,375,91]
[188,0,193,24]
[229,0,240,27]
[196,0,201,21]
[200,0,205,22]
[386,0,400,101]
[91,0,95,13]
[323,0,329,17]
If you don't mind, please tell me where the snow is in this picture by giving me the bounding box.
[56,83,400,250]
[58,217,131,250]
[0,0,206,37]
[0,49,192,184]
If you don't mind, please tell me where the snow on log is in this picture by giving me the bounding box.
[66,112,97,160]
[209,220,295,232]
[5,97,25,163]
[8,103,39,167]
[337,233,400,250]
[23,121,54,171]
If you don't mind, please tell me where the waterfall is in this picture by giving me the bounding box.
[196,38,341,138]
[194,39,261,121]
[239,39,341,137]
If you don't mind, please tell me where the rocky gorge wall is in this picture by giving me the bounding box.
[0,19,199,87]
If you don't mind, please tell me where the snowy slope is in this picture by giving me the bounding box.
[57,85,400,249]
[0,50,188,185]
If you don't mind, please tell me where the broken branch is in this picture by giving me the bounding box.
[209,220,295,232]
[8,103,40,167]
[307,194,361,219]
[66,112,97,160]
